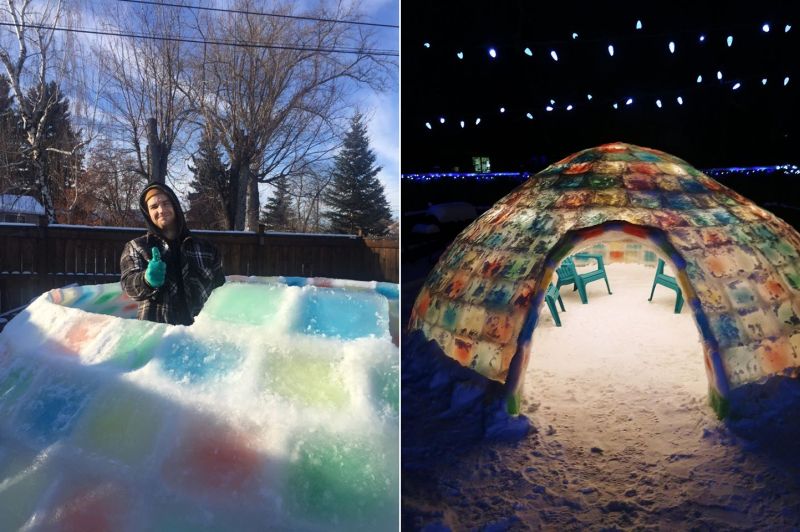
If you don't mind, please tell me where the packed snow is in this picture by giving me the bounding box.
[0,278,399,531]
[403,262,800,530]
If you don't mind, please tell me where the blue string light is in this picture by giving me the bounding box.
[401,166,800,182]
[608,44,615,56]
[732,82,741,90]
[524,47,533,56]
[726,35,733,47]
[697,74,703,83]
[489,48,497,58]
[762,23,770,33]
[457,51,464,59]
[668,41,675,53]
[550,50,558,61]
[636,20,643,30]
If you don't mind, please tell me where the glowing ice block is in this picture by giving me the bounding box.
[156,335,242,384]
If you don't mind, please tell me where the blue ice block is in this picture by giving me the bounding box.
[16,376,93,445]
[156,335,242,384]
[296,288,388,339]
[375,283,399,300]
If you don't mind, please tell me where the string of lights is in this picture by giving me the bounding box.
[0,21,399,56]
[422,19,792,60]
[117,0,399,29]
[422,71,793,130]
[402,165,800,182]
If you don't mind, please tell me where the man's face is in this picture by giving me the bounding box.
[146,192,176,231]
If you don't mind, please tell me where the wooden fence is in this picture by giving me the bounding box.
[0,222,398,314]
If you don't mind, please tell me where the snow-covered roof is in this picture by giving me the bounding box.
[0,194,45,215]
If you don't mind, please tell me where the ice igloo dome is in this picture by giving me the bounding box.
[408,142,800,417]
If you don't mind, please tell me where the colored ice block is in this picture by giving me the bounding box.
[202,282,288,325]
[261,350,350,407]
[15,376,93,445]
[285,434,398,527]
[106,320,164,370]
[0,450,52,530]
[156,335,242,384]
[369,360,399,416]
[70,386,164,466]
[296,288,389,339]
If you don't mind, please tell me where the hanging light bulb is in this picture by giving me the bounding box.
[440,117,445,124]
[526,112,534,119]
[626,98,634,105]
[699,34,706,42]
[550,50,559,61]
[697,74,703,83]
[726,35,733,47]
[488,48,497,58]
[546,106,554,111]
[732,82,741,90]
[677,96,684,105]
[717,70,723,80]
[457,51,464,59]
[572,32,578,39]
[423,42,431,48]
[786,24,792,33]
[475,118,481,125]
[636,20,643,30]
[762,78,768,85]
[608,44,615,56]
[460,120,465,128]
[785,76,790,86]
[425,122,432,129]
[550,99,555,105]
[762,23,770,32]
[612,103,619,109]
[566,104,573,111]
[524,47,533,56]
[668,41,675,53]
[587,94,593,100]
[656,99,662,108]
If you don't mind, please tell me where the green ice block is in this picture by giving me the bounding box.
[285,435,398,527]
[70,387,163,466]
[0,365,34,415]
[262,353,349,408]
[107,321,163,370]
[370,362,399,417]
[0,452,51,530]
[202,283,287,325]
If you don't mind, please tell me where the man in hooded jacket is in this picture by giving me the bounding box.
[120,182,225,325]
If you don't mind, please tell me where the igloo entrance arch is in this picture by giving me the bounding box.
[505,221,723,415]
[409,142,800,418]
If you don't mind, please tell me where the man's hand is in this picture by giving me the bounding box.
[144,247,166,288]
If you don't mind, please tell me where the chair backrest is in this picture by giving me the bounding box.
[556,258,576,282]
[656,258,666,275]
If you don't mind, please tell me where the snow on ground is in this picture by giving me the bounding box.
[403,262,800,531]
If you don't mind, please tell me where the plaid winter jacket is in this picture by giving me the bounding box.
[120,183,225,325]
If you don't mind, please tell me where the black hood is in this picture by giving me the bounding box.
[139,182,190,241]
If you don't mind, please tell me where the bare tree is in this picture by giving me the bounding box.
[94,0,193,184]
[0,0,91,222]
[186,0,392,231]
[81,137,147,226]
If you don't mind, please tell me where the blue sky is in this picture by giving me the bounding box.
[356,0,399,217]
[63,0,399,219]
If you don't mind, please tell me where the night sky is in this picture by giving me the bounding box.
[401,1,798,173]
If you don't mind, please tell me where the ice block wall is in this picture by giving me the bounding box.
[0,276,399,531]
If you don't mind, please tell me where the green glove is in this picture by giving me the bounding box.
[144,247,166,288]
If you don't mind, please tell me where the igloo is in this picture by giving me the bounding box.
[409,142,800,417]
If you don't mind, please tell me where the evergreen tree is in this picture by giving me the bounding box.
[323,113,392,236]
[260,173,295,231]
[19,81,83,219]
[186,128,229,229]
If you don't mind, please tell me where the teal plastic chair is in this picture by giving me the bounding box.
[544,282,565,326]
[648,258,684,313]
[556,254,612,304]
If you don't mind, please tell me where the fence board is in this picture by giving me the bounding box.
[0,223,397,313]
